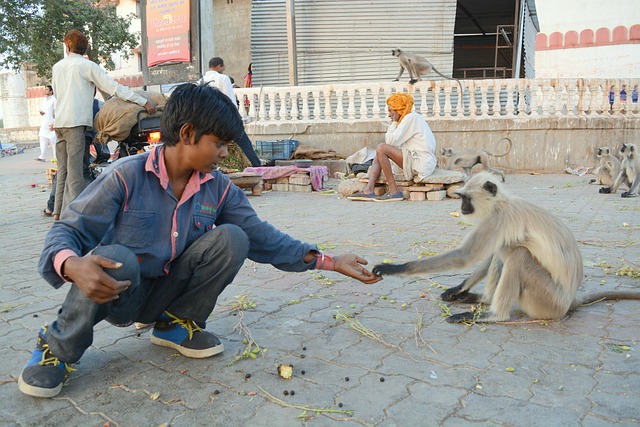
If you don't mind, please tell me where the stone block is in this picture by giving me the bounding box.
[427,190,447,201]
[337,178,365,197]
[415,169,465,184]
[275,177,290,184]
[272,183,289,192]
[289,173,311,185]
[409,192,426,201]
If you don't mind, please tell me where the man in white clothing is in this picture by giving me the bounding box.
[52,29,157,219]
[348,93,437,203]
[36,85,56,162]
[199,57,261,167]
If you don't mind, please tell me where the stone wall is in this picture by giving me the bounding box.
[246,114,640,173]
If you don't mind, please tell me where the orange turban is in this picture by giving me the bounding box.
[386,93,414,123]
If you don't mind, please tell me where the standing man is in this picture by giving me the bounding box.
[52,29,156,219]
[199,57,262,167]
[36,85,56,162]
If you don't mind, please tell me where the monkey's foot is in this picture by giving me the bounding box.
[409,79,418,85]
[445,312,477,323]
[589,179,596,184]
[621,191,638,198]
[599,187,612,194]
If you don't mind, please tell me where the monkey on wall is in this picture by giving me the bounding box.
[590,146,621,186]
[373,172,640,323]
[442,137,511,182]
[391,48,464,95]
[599,143,640,198]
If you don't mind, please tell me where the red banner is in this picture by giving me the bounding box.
[146,0,190,67]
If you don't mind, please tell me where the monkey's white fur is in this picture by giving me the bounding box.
[590,146,621,186]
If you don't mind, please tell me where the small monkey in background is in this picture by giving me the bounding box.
[442,137,511,182]
[599,143,640,198]
[589,147,621,186]
[373,172,640,323]
[391,48,464,95]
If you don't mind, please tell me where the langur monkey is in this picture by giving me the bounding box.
[442,137,511,182]
[599,143,640,198]
[372,172,640,323]
[392,48,464,94]
[590,146,621,186]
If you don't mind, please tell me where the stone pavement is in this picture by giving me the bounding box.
[0,147,638,427]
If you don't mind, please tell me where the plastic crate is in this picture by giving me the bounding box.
[255,139,299,161]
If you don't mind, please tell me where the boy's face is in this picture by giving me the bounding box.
[185,132,229,174]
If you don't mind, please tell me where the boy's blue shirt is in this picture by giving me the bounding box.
[39,145,316,289]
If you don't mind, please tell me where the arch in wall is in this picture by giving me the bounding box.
[565,31,579,47]
[579,29,594,46]
[612,25,628,42]
[549,31,563,48]
[595,27,611,44]
[536,33,548,49]
[629,24,640,41]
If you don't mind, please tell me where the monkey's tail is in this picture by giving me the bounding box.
[431,66,465,96]
[573,291,640,310]
[487,137,512,158]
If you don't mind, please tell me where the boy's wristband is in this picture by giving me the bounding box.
[315,250,335,271]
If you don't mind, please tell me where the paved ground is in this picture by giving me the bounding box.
[0,147,639,427]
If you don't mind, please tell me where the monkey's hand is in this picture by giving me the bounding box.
[441,285,469,302]
[621,191,637,198]
[393,78,399,82]
[372,263,406,277]
[599,186,612,194]
[589,178,596,184]
[445,312,476,323]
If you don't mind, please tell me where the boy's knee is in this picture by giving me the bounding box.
[216,224,250,257]
[92,244,140,282]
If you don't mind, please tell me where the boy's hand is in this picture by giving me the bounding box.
[333,254,382,284]
[62,255,131,304]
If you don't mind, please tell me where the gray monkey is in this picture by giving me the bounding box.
[373,172,640,323]
[590,146,621,186]
[391,48,464,95]
[599,143,640,198]
[442,137,511,182]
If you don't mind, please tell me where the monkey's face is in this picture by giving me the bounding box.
[391,49,401,57]
[456,173,501,220]
[442,148,453,157]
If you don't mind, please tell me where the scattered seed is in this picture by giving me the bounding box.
[290,390,295,396]
[300,354,306,358]
[302,346,307,351]
[345,377,349,381]
[245,373,252,379]
[213,390,220,395]
[380,377,385,382]
[283,390,289,396]
[301,370,306,375]
[33,314,39,318]
[338,402,343,408]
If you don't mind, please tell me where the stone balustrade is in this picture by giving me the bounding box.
[235,78,639,123]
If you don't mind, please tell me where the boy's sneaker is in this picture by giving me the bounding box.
[18,325,74,398]
[151,311,224,358]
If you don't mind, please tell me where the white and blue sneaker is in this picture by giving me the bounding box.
[18,325,74,398]
[151,311,224,358]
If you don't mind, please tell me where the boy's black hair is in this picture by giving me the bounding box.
[45,84,53,95]
[160,83,244,147]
